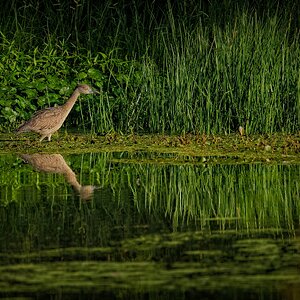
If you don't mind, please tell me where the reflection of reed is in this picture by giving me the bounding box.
[19,153,95,200]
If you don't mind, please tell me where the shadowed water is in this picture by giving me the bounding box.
[0,152,299,299]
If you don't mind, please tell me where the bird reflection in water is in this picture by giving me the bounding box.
[19,153,96,200]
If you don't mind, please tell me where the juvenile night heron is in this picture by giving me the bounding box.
[20,153,96,200]
[16,84,97,141]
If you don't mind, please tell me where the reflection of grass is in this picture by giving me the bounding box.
[0,152,299,237]
[0,150,299,296]
[125,163,300,230]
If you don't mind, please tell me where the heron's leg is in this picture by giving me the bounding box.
[47,134,52,142]
[39,135,46,142]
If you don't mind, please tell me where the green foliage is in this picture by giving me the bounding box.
[0,37,72,128]
[0,40,144,132]
[0,1,299,134]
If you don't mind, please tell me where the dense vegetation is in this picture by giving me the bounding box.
[0,0,299,134]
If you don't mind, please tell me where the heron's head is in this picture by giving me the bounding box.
[77,84,99,95]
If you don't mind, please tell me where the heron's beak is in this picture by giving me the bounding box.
[92,88,100,94]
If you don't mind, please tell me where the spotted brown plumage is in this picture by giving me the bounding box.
[16,84,98,141]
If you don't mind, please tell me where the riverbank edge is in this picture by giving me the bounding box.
[0,132,299,164]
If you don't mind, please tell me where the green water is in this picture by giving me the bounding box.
[0,152,299,299]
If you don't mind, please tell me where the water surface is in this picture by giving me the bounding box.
[0,152,299,299]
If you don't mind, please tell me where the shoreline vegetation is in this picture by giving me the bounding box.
[0,0,299,135]
[1,133,299,164]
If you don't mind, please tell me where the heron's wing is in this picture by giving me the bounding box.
[31,107,61,118]
[24,107,64,130]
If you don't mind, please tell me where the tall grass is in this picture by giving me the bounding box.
[0,0,299,134]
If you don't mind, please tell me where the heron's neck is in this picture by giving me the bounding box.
[62,90,81,113]
[64,169,81,193]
